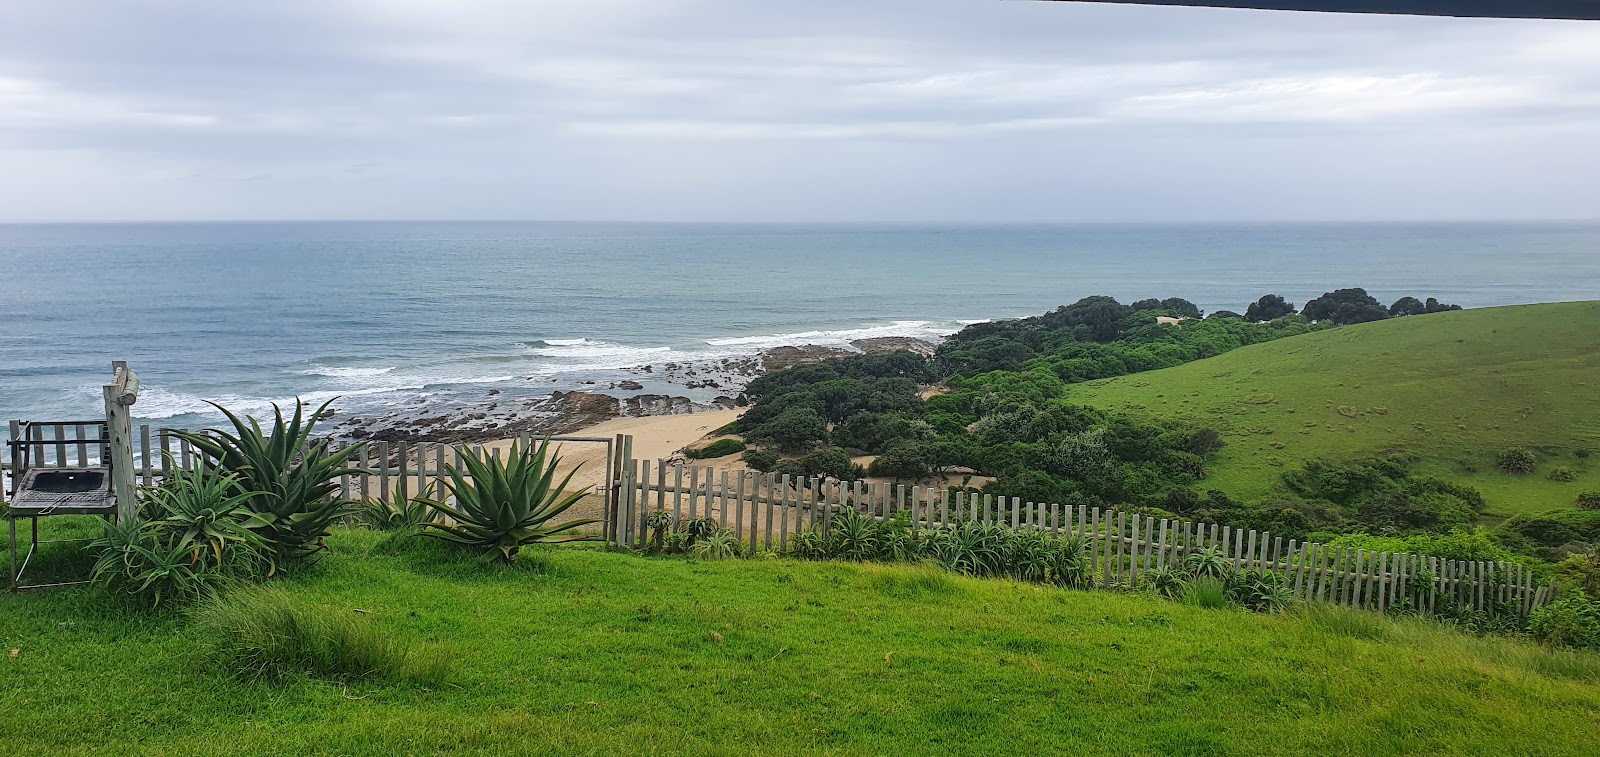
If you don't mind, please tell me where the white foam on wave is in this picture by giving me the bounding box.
[522,338,675,374]
[703,320,952,350]
[293,366,397,379]
[129,384,428,420]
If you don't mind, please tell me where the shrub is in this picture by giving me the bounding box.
[193,586,450,683]
[1496,447,1537,475]
[421,439,597,564]
[171,399,363,563]
[1578,492,1600,511]
[688,439,745,459]
[1577,449,1592,459]
[1528,590,1600,651]
[745,407,829,452]
[1546,466,1575,482]
[741,448,779,472]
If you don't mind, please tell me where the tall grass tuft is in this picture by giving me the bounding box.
[192,586,450,684]
[1180,577,1231,610]
[1295,602,1389,640]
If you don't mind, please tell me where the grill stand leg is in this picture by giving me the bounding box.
[8,517,17,593]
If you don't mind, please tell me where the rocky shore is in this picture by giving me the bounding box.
[332,336,942,443]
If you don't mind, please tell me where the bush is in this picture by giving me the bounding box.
[1528,590,1600,651]
[688,439,745,459]
[868,442,932,481]
[745,407,828,452]
[741,448,779,472]
[1547,466,1576,482]
[1497,447,1537,475]
[1578,492,1600,511]
[193,586,450,683]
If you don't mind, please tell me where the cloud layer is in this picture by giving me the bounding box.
[1,0,1597,221]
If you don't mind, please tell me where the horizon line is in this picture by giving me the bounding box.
[3,217,1600,226]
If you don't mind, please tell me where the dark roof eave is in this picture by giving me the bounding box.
[1035,1,1600,20]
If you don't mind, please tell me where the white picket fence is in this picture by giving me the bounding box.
[608,458,1554,617]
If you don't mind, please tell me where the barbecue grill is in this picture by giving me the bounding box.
[5,362,139,591]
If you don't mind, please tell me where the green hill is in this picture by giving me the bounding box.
[3,531,1598,755]
[1065,302,1600,517]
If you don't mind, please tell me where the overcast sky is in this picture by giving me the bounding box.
[1,0,1598,222]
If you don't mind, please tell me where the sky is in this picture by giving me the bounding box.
[1,0,1598,223]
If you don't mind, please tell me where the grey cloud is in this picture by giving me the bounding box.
[0,0,1597,221]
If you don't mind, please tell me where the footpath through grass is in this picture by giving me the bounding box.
[3,529,1600,755]
[1065,302,1600,517]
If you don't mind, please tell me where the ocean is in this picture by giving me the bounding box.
[2,221,1597,430]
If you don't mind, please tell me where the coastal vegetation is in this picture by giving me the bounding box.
[732,297,1599,581]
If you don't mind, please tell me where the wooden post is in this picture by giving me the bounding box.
[779,474,791,551]
[103,362,139,522]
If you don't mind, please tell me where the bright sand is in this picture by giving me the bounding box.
[473,409,745,521]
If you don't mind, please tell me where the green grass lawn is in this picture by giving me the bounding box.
[3,528,1599,756]
[1064,302,1600,517]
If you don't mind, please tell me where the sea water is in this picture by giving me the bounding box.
[1,221,1597,428]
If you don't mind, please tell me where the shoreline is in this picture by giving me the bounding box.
[330,335,942,444]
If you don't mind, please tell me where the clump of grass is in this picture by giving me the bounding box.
[192,586,450,684]
[872,563,960,599]
[1296,602,1388,640]
[1180,577,1231,609]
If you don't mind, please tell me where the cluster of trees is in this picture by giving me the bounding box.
[732,292,1509,553]
[734,294,1321,512]
[1242,288,1461,327]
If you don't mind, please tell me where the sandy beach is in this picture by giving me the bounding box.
[470,408,746,523]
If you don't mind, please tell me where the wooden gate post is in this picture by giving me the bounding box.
[103,361,140,522]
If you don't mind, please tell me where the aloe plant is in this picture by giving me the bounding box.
[141,464,270,571]
[360,483,439,532]
[170,399,364,563]
[420,440,597,564]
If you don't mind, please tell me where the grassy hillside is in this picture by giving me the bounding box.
[1065,302,1600,517]
[3,531,1599,755]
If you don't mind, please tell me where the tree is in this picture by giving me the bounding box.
[1159,297,1203,319]
[1389,296,1426,316]
[741,448,779,472]
[1207,310,1243,320]
[801,447,859,482]
[868,442,932,481]
[746,407,828,452]
[1244,294,1295,322]
[1424,297,1463,314]
[1301,288,1389,325]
